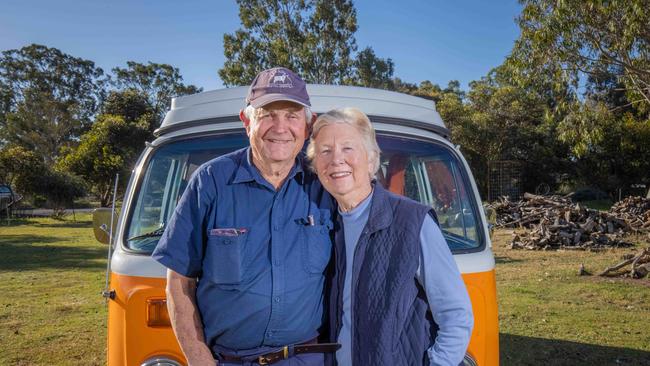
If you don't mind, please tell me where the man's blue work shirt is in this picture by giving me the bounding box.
[152,147,333,352]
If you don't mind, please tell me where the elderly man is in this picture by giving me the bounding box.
[152,67,338,366]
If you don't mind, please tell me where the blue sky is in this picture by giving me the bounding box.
[0,0,522,91]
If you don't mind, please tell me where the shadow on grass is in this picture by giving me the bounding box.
[495,256,524,264]
[500,333,650,366]
[34,220,93,228]
[0,217,34,226]
[0,218,92,228]
[0,235,105,271]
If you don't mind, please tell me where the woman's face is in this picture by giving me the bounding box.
[312,123,373,205]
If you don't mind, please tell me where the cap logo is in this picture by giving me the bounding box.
[247,67,310,107]
[270,69,293,88]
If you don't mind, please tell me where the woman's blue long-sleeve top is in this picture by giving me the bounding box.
[336,190,473,366]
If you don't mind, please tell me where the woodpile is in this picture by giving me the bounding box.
[608,196,650,233]
[489,193,649,250]
[598,248,650,279]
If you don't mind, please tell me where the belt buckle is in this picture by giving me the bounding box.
[257,346,288,365]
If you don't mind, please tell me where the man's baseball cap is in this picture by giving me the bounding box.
[246,67,311,108]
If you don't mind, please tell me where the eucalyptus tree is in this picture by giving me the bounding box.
[111,61,201,127]
[514,0,650,109]
[219,0,392,87]
[0,44,106,159]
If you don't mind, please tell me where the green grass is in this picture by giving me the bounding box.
[1,217,649,365]
[0,214,107,366]
[493,229,650,365]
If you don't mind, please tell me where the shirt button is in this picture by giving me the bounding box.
[224,239,231,244]
[274,259,281,266]
[273,225,279,231]
[267,331,273,337]
[274,297,280,303]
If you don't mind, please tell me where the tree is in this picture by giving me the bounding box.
[0,145,84,214]
[559,101,650,196]
[60,114,150,206]
[2,89,84,163]
[433,64,575,197]
[0,44,106,153]
[59,89,156,206]
[101,89,156,132]
[303,0,358,83]
[353,47,395,90]
[111,61,201,129]
[219,0,391,87]
[0,145,42,185]
[514,0,650,109]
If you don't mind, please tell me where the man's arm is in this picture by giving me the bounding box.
[166,269,216,366]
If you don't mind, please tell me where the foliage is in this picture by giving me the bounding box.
[434,65,573,195]
[60,64,200,206]
[570,109,650,196]
[220,0,356,85]
[514,0,650,109]
[0,44,105,121]
[60,114,149,206]
[2,89,85,163]
[353,47,395,89]
[219,0,392,87]
[0,44,106,158]
[111,61,202,126]
[0,145,42,185]
[0,145,84,211]
[102,89,154,125]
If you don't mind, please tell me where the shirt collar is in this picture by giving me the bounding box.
[231,147,305,186]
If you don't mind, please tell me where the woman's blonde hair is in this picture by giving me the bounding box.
[306,107,381,178]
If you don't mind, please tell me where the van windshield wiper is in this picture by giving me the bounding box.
[128,225,166,241]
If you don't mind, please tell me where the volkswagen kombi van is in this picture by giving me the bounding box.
[94,85,499,366]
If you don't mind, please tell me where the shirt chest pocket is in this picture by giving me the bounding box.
[203,229,248,285]
[300,220,333,275]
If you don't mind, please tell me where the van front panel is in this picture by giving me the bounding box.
[110,128,498,365]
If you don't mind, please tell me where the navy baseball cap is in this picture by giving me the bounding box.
[246,67,311,108]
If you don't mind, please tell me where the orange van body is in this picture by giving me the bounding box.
[106,270,498,366]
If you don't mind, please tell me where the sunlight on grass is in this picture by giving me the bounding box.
[1,217,649,365]
[493,229,650,365]
[0,214,107,366]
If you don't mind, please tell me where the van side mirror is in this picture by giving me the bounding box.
[93,208,118,245]
[483,205,497,239]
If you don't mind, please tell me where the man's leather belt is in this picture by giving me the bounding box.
[220,342,341,365]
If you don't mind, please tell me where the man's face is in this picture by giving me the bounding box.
[243,101,309,166]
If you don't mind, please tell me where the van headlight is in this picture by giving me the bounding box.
[141,357,183,366]
[462,353,478,366]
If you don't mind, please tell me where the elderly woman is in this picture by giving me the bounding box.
[307,108,473,366]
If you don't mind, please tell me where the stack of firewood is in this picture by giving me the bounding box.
[490,193,635,250]
[608,196,650,233]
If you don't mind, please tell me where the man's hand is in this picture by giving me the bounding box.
[166,269,216,366]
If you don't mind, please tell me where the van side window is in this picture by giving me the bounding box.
[377,135,483,251]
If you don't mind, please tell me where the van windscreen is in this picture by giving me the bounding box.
[125,133,483,253]
[125,133,249,252]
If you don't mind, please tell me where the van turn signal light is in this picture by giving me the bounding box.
[146,299,171,327]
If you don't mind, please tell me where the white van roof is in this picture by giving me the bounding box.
[157,84,449,138]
